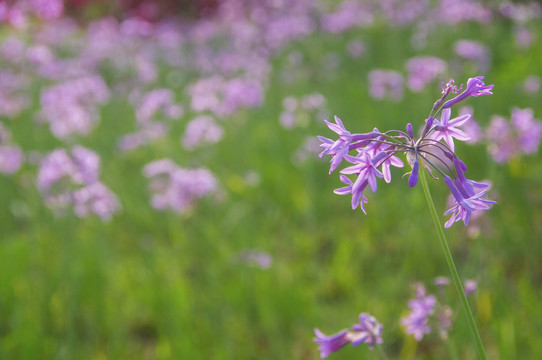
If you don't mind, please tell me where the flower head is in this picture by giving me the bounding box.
[318,76,496,227]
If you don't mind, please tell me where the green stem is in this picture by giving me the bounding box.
[419,169,487,360]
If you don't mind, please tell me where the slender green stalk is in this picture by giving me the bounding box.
[419,169,487,360]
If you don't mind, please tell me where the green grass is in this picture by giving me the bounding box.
[1,15,542,360]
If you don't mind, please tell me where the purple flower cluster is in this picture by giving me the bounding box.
[454,40,491,72]
[401,284,436,341]
[181,115,224,151]
[36,146,120,220]
[38,76,110,139]
[319,76,496,228]
[314,313,383,358]
[406,56,448,92]
[486,108,542,163]
[143,159,218,213]
[401,279,477,341]
[0,122,23,175]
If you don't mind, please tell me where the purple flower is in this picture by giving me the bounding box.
[143,159,218,213]
[406,56,447,92]
[36,146,120,220]
[486,115,515,163]
[313,329,351,359]
[318,76,495,227]
[464,279,477,296]
[524,75,540,94]
[442,76,494,109]
[401,285,436,341]
[181,115,224,150]
[0,145,23,174]
[350,313,384,349]
[72,182,120,221]
[368,70,404,101]
[443,175,495,228]
[485,108,542,163]
[318,116,378,174]
[511,107,542,155]
[314,312,383,358]
[430,108,471,151]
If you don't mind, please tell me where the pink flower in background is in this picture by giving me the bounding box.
[72,182,120,221]
[36,146,120,220]
[321,1,373,33]
[181,115,224,150]
[454,40,491,71]
[524,75,540,94]
[486,108,542,163]
[406,56,447,92]
[368,70,404,101]
[0,145,23,174]
[143,159,218,213]
[38,76,110,139]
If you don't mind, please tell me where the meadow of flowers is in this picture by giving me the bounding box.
[0,0,541,359]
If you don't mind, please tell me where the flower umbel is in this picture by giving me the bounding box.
[318,76,496,227]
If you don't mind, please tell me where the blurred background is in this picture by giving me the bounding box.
[0,0,541,359]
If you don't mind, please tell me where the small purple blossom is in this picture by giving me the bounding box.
[401,284,436,341]
[442,76,494,109]
[314,312,383,358]
[464,279,477,296]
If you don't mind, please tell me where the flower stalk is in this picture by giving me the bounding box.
[419,167,487,360]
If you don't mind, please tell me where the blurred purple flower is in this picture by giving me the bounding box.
[314,329,351,359]
[464,279,477,296]
[36,146,119,220]
[524,75,540,94]
[320,1,373,33]
[406,56,447,92]
[511,107,542,155]
[314,312,383,358]
[72,182,120,221]
[401,284,436,341]
[486,108,542,163]
[368,70,404,101]
[0,145,23,174]
[181,115,224,150]
[143,159,218,213]
[454,40,491,71]
[38,76,110,139]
